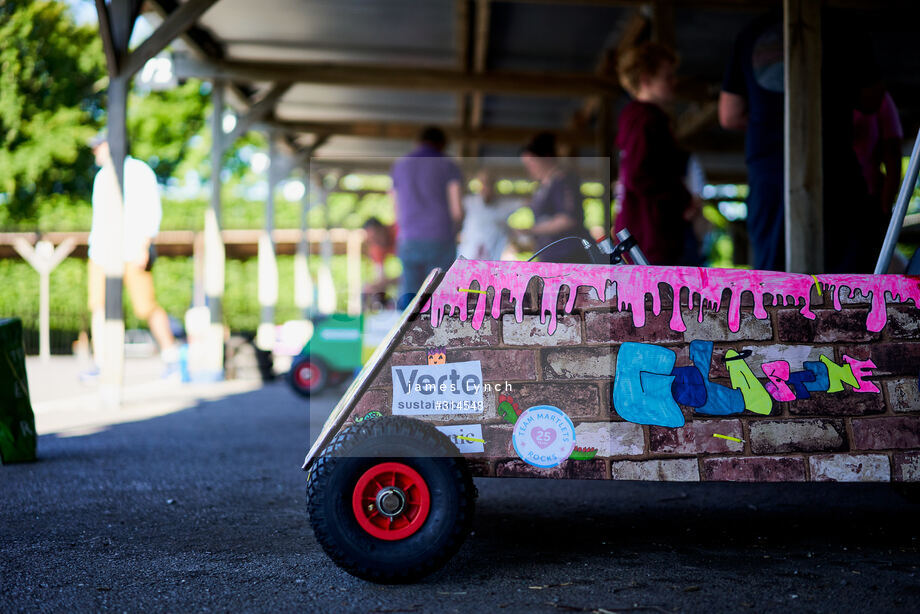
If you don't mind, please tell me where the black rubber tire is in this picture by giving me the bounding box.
[288,356,328,397]
[306,416,476,583]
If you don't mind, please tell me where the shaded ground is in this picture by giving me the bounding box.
[1,377,919,613]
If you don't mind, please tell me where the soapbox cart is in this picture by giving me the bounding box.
[302,140,920,584]
[303,258,920,582]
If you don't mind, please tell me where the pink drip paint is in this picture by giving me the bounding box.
[425,261,920,336]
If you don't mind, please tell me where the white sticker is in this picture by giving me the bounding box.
[436,424,485,454]
[391,360,484,415]
[512,405,576,468]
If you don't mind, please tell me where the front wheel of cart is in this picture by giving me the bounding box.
[306,416,476,583]
[288,356,328,397]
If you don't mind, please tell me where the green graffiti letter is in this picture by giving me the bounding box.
[819,355,858,393]
[725,349,772,415]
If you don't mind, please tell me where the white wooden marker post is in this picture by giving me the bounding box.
[256,134,279,351]
[294,173,315,318]
[12,238,77,362]
[346,229,363,316]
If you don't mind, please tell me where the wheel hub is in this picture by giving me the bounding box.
[375,486,407,517]
[351,461,431,541]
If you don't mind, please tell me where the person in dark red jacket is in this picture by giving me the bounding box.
[614,42,697,266]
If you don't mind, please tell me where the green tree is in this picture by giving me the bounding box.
[128,80,210,182]
[0,0,105,220]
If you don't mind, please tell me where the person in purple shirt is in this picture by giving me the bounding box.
[391,126,464,308]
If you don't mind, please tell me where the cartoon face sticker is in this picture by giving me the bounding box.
[427,347,447,365]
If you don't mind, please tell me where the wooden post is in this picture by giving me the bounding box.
[203,79,226,378]
[294,170,315,318]
[94,0,217,400]
[256,133,280,351]
[100,73,129,407]
[346,229,363,316]
[316,178,337,315]
[783,0,823,273]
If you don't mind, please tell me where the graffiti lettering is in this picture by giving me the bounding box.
[842,355,881,393]
[724,349,772,414]
[609,343,880,427]
[686,340,745,416]
[821,355,859,393]
[613,343,683,427]
[762,360,796,402]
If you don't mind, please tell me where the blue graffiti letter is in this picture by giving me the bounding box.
[613,342,684,427]
[802,361,830,394]
[688,340,745,415]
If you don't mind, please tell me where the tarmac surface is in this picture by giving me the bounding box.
[2,357,919,613]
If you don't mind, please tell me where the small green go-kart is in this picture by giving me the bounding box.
[288,310,401,397]
[288,313,363,397]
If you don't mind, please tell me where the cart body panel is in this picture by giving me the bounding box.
[305,260,920,483]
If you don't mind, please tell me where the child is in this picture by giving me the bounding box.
[614,42,696,266]
[456,169,522,261]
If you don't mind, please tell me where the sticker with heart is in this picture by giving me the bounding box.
[531,427,556,448]
[512,405,576,468]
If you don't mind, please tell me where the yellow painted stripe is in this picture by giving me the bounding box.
[811,275,822,296]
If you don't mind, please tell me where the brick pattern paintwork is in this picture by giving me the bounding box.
[346,262,920,483]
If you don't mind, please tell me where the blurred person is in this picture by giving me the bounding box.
[853,76,903,221]
[854,77,904,272]
[720,10,873,272]
[719,11,785,271]
[363,217,398,299]
[457,169,522,261]
[519,133,592,263]
[615,42,696,266]
[390,126,463,309]
[86,136,178,379]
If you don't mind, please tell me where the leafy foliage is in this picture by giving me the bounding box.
[128,80,210,182]
[0,0,105,219]
[0,255,377,337]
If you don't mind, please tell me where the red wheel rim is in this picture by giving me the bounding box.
[294,362,321,389]
[351,462,431,541]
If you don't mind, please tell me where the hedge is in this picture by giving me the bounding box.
[0,254,380,336]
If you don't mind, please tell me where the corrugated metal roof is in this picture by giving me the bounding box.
[153,0,920,180]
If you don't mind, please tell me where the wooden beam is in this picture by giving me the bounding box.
[275,119,595,146]
[456,0,472,71]
[172,55,618,97]
[467,0,492,157]
[472,0,491,76]
[224,82,292,145]
[94,0,120,74]
[121,0,221,78]
[107,0,142,58]
[144,0,251,109]
[456,0,473,156]
[784,0,823,273]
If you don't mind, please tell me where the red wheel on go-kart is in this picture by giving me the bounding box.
[351,462,431,541]
[307,416,476,583]
[288,356,327,397]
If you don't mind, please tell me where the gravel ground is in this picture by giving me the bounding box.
[2,380,919,613]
